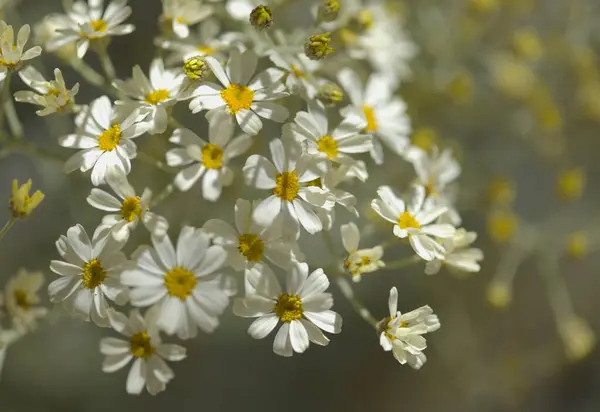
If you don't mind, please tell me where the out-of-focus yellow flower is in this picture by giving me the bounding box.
[557,167,585,201]
[577,81,600,122]
[512,29,543,61]
[487,282,512,308]
[446,70,474,104]
[10,179,44,218]
[487,209,518,243]
[487,176,516,206]
[565,232,588,260]
[411,127,438,151]
[469,0,499,14]
[489,54,538,100]
[559,317,596,362]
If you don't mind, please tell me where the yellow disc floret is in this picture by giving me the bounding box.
[13,289,29,310]
[304,32,335,61]
[273,171,300,201]
[398,211,421,230]
[82,258,107,289]
[164,267,197,300]
[220,84,254,114]
[98,124,122,151]
[362,105,377,132]
[237,233,265,262]
[130,331,155,359]
[145,89,170,105]
[317,135,338,159]
[183,56,208,80]
[121,196,142,222]
[201,143,224,169]
[274,293,303,322]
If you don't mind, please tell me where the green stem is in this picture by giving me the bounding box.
[69,59,115,96]
[334,276,378,328]
[382,255,421,270]
[150,183,175,208]
[96,45,117,83]
[1,75,24,139]
[0,217,15,242]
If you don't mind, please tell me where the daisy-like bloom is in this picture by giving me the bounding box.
[121,227,233,339]
[113,58,184,135]
[48,224,130,327]
[268,50,321,99]
[166,111,251,201]
[87,168,169,242]
[286,101,372,168]
[377,287,440,369]
[203,199,294,271]
[233,262,342,357]
[243,137,335,236]
[425,229,484,276]
[156,19,225,66]
[3,269,48,332]
[371,185,456,261]
[60,96,149,186]
[44,0,135,59]
[10,179,44,218]
[338,68,411,164]
[0,22,42,82]
[100,309,186,395]
[161,0,213,39]
[340,222,384,283]
[14,66,79,116]
[189,48,289,136]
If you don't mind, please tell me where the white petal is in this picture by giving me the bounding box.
[304,310,342,334]
[272,323,293,357]
[126,358,146,395]
[340,222,359,253]
[289,320,309,353]
[247,315,279,339]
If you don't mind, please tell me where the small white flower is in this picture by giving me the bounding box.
[49,224,130,327]
[203,199,294,271]
[243,137,335,236]
[45,0,134,59]
[166,110,251,201]
[161,0,213,39]
[113,58,184,135]
[340,222,384,282]
[268,50,320,99]
[157,19,225,65]
[371,185,456,261]
[338,68,411,164]
[87,168,169,242]
[101,309,186,395]
[60,96,149,186]
[3,269,48,332]
[189,48,289,136]
[121,226,234,339]
[14,66,79,116]
[233,262,342,357]
[425,229,484,275]
[378,287,440,369]
[0,22,42,81]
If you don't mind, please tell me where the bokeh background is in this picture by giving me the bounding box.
[1,0,600,411]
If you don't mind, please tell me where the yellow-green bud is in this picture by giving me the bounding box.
[317,83,344,105]
[250,5,273,30]
[183,56,208,80]
[304,32,335,61]
[318,0,341,22]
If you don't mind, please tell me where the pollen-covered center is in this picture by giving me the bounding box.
[13,289,29,310]
[362,105,378,132]
[273,171,300,201]
[82,258,107,289]
[164,267,197,300]
[98,124,122,151]
[145,89,170,105]
[130,331,155,359]
[274,293,303,323]
[201,143,224,169]
[237,233,265,262]
[317,135,338,159]
[197,45,214,55]
[398,211,421,230]
[91,19,107,32]
[121,196,142,222]
[290,64,306,78]
[220,84,254,114]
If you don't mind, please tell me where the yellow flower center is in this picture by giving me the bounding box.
[237,233,265,262]
[273,171,300,201]
[317,135,338,159]
[82,259,107,289]
[274,293,303,323]
[197,45,214,55]
[164,267,197,300]
[91,19,107,32]
[46,88,61,97]
[290,64,306,78]
[398,211,421,230]
[220,84,254,114]
[13,289,29,310]
[98,124,122,151]
[145,89,170,105]
[201,143,224,169]
[130,331,155,359]
[121,196,142,222]
[362,105,377,132]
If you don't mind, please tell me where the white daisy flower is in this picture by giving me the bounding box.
[60,95,149,186]
[44,0,135,59]
[268,50,321,99]
[156,19,225,65]
[101,309,186,395]
[340,222,384,282]
[243,137,335,236]
[338,68,411,164]
[189,48,289,136]
[14,66,79,116]
[161,0,213,39]
[49,224,130,327]
[286,101,372,168]
[121,226,234,339]
[377,287,440,369]
[87,168,169,242]
[425,229,484,276]
[3,269,48,332]
[203,199,294,271]
[233,262,342,357]
[371,185,456,261]
[166,110,251,201]
[113,58,184,135]
[0,22,42,81]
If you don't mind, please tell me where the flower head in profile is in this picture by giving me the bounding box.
[233,262,342,357]
[425,229,483,276]
[15,66,79,116]
[161,0,213,39]
[101,309,186,395]
[3,269,48,332]
[340,222,384,282]
[0,22,42,81]
[10,179,44,218]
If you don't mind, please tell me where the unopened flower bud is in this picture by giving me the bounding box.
[183,56,208,80]
[304,32,334,61]
[317,83,344,105]
[318,0,341,22]
[250,5,273,30]
[10,179,44,218]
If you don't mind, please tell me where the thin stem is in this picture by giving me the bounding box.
[0,217,15,242]
[382,255,421,270]
[69,59,115,96]
[1,75,24,139]
[96,45,117,82]
[539,252,576,324]
[150,183,175,208]
[335,276,378,328]
[168,116,185,130]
